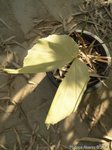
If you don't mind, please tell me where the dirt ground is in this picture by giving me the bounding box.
[0,0,112,150]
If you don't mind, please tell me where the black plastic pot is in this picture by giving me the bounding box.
[47,30,111,92]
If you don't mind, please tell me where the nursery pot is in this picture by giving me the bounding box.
[47,30,111,92]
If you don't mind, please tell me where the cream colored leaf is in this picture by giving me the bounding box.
[45,59,89,125]
[4,34,79,74]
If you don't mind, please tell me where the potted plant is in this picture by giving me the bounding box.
[3,30,111,126]
[47,30,111,92]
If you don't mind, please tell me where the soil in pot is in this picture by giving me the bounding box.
[47,30,111,91]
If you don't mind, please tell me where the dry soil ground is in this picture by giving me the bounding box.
[0,0,112,150]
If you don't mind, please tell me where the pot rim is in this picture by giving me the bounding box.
[47,30,111,92]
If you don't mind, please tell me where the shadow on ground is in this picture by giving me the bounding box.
[0,0,112,150]
[0,72,58,149]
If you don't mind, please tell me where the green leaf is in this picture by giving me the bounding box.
[45,59,89,125]
[4,34,79,74]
